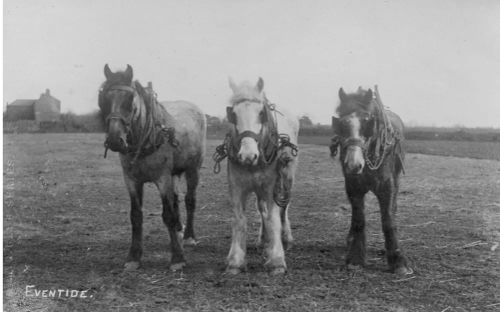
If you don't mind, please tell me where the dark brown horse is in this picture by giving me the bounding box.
[330,86,412,275]
[98,64,206,271]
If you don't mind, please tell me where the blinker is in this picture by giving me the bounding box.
[226,106,237,124]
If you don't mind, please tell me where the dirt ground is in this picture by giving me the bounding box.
[3,133,499,312]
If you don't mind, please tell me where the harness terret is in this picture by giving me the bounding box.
[101,82,179,162]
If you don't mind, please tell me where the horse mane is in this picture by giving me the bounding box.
[229,81,265,105]
[130,80,165,149]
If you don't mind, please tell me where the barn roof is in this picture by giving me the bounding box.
[9,99,36,107]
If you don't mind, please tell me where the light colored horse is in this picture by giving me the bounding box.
[223,77,299,275]
[99,64,206,271]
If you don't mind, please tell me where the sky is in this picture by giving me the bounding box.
[3,0,500,127]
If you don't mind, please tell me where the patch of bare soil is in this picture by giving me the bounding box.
[3,134,499,311]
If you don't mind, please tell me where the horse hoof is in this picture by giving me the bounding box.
[394,266,413,276]
[170,262,186,272]
[124,261,140,271]
[282,240,293,251]
[269,267,286,275]
[183,238,198,246]
[224,267,242,275]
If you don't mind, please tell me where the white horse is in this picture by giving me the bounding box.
[220,77,299,275]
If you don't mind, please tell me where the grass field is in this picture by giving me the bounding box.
[3,133,500,311]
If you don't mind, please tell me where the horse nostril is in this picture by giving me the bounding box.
[252,154,258,161]
[356,163,363,172]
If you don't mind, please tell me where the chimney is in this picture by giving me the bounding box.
[45,89,50,96]
[147,82,152,89]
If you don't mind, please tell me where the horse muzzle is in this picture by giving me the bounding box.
[344,146,365,175]
[237,137,260,166]
[104,136,128,153]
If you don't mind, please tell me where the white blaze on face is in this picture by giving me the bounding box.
[344,113,365,174]
[233,102,263,166]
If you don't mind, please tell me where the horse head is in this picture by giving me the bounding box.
[226,77,271,167]
[332,87,376,175]
[99,64,137,154]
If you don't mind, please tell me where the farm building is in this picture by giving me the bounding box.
[5,89,61,122]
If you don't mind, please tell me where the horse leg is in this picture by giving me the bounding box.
[156,176,185,271]
[257,199,267,249]
[280,203,293,251]
[259,193,287,275]
[183,169,199,246]
[345,180,368,268]
[375,177,412,275]
[257,200,292,252]
[276,153,297,250]
[124,178,144,271]
[226,184,249,275]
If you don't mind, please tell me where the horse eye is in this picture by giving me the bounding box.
[121,100,133,113]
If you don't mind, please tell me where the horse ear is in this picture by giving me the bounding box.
[338,88,347,102]
[104,64,112,79]
[332,116,340,133]
[226,106,237,124]
[228,77,238,93]
[364,89,373,103]
[125,64,134,81]
[256,77,264,93]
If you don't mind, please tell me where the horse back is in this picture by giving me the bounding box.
[274,107,300,144]
[160,100,207,169]
[385,109,406,169]
[385,109,405,140]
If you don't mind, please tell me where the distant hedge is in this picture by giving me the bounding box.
[4,112,105,133]
[3,112,499,142]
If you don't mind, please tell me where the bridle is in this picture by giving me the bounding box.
[100,82,179,162]
[330,89,403,172]
[212,97,299,209]
[213,98,298,173]
[100,84,137,157]
[101,84,136,129]
[227,98,279,166]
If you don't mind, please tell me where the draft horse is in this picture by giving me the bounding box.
[98,64,206,271]
[330,86,412,275]
[213,77,299,275]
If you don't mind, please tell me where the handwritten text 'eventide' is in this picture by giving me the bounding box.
[25,285,93,299]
